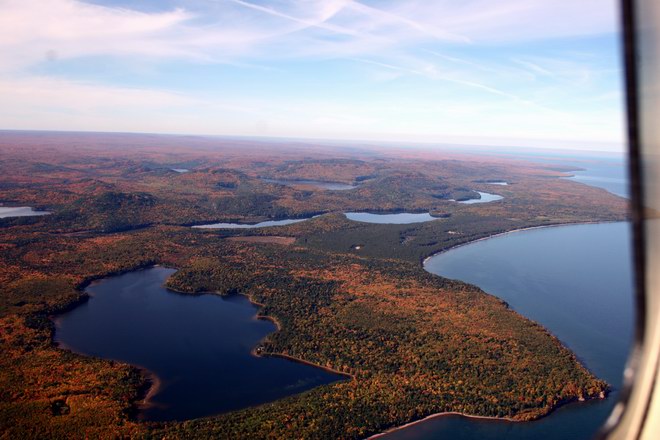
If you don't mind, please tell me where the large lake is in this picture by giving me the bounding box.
[566,157,628,198]
[54,267,343,422]
[381,155,632,439]
[382,222,633,439]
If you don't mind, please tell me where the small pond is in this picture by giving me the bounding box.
[344,212,441,224]
[484,181,508,186]
[0,206,51,218]
[262,178,357,191]
[193,218,311,229]
[458,191,504,204]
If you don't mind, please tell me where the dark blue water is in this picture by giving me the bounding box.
[345,212,440,224]
[383,222,633,439]
[54,267,342,422]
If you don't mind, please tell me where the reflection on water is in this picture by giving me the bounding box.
[458,191,504,204]
[344,212,440,224]
[193,218,310,229]
[0,206,51,218]
[262,178,357,190]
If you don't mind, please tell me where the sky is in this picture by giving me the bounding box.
[0,0,626,151]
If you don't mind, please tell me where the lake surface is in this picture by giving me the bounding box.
[262,178,357,190]
[345,212,440,224]
[54,267,343,422]
[484,181,508,186]
[0,206,50,218]
[193,218,310,229]
[504,151,628,198]
[458,191,504,204]
[382,222,633,440]
[566,157,628,198]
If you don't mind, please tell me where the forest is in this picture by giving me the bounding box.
[0,132,629,439]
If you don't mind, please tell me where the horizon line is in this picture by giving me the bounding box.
[0,128,626,156]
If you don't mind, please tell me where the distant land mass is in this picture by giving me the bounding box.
[0,131,628,439]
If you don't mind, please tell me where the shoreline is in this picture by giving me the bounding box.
[135,367,163,415]
[49,220,622,433]
[76,269,352,415]
[254,348,354,380]
[249,303,355,380]
[367,389,608,440]
[52,337,164,419]
[368,219,621,439]
[367,411,520,439]
[422,219,624,266]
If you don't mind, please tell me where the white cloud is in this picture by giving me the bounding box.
[387,0,618,43]
[0,0,196,71]
[0,0,624,149]
[0,0,621,72]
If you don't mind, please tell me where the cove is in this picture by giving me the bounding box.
[0,206,51,218]
[53,267,343,422]
[192,218,310,229]
[380,222,633,439]
[262,178,357,190]
[344,212,440,224]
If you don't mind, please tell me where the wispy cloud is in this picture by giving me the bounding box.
[423,49,498,74]
[512,59,556,78]
[0,0,624,150]
[227,0,356,36]
[389,0,618,43]
[350,58,425,76]
[350,55,558,113]
[0,0,196,71]
[346,1,471,43]
[0,0,619,70]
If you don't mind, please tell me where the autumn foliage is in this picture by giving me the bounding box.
[0,132,627,439]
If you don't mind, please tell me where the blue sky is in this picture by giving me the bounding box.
[0,0,625,151]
